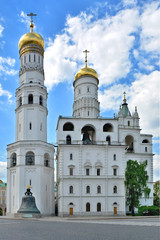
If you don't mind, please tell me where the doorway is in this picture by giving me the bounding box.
[70,207,73,215]
[114,207,117,214]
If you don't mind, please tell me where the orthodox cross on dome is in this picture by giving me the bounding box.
[83,49,90,68]
[123,91,126,100]
[27,12,37,32]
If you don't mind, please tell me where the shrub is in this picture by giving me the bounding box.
[138,205,160,216]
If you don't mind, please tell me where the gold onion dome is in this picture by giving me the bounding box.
[74,67,98,81]
[19,22,44,50]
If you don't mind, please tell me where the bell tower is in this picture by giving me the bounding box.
[7,14,54,216]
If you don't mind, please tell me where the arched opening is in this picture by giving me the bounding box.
[103,123,113,132]
[86,186,90,194]
[63,122,74,131]
[39,96,43,106]
[81,125,95,144]
[97,203,101,212]
[97,185,101,194]
[25,151,35,165]
[28,94,33,104]
[86,202,90,212]
[0,208,2,216]
[142,139,149,143]
[69,186,73,194]
[66,135,71,144]
[11,153,16,167]
[125,135,134,152]
[106,136,111,145]
[44,153,50,167]
[113,186,117,193]
[19,97,22,107]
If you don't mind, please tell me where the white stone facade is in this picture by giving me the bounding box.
[57,74,153,216]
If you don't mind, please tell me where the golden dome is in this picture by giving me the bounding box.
[19,31,44,50]
[74,67,98,81]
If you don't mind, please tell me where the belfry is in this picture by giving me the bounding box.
[7,13,54,216]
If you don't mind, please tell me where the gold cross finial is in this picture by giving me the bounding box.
[27,12,37,32]
[83,49,90,68]
[123,92,126,100]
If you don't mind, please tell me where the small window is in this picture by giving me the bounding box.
[86,168,90,176]
[34,54,36,62]
[128,121,130,126]
[88,111,89,116]
[38,56,40,63]
[69,168,73,176]
[39,96,43,106]
[87,87,90,92]
[66,135,71,144]
[86,202,90,212]
[19,97,22,107]
[97,203,101,212]
[113,154,116,161]
[145,147,147,152]
[70,154,73,160]
[113,186,117,193]
[86,186,90,194]
[29,55,31,62]
[30,179,32,186]
[28,94,33,104]
[97,169,100,176]
[113,168,117,176]
[69,186,73,194]
[29,122,32,130]
[97,185,101,194]
[44,153,50,167]
[106,136,111,145]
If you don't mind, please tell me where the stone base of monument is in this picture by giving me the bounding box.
[15,213,41,218]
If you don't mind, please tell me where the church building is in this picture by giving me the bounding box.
[56,51,153,216]
[7,15,54,216]
[6,16,153,217]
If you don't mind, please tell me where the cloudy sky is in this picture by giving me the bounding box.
[0,0,159,182]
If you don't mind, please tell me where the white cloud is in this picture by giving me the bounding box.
[0,161,7,182]
[153,155,160,182]
[0,24,4,37]
[44,7,140,90]
[0,83,12,101]
[140,2,160,53]
[0,56,18,76]
[122,0,137,7]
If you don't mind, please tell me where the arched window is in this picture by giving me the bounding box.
[81,125,95,144]
[44,153,50,167]
[29,54,31,62]
[63,122,74,131]
[19,97,22,107]
[113,154,116,161]
[86,202,90,212]
[113,168,117,176]
[113,186,117,193]
[97,203,101,212]
[70,153,73,160]
[39,96,43,106]
[97,185,101,194]
[142,139,149,143]
[29,122,32,130]
[106,136,111,145]
[28,94,33,104]
[11,153,16,167]
[86,186,90,194]
[66,135,71,144]
[125,135,134,152]
[69,186,73,194]
[25,152,35,165]
[103,123,113,132]
[34,54,36,62]
[145,147,147,152]
[128,121,130,126]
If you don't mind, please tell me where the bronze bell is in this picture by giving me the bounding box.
[17,186,41,217]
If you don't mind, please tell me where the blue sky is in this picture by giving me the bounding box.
[0,0,159,182]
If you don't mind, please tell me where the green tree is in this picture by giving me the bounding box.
[153,181,160,207]
[125,160,151,216]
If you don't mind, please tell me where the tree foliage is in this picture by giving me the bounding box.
[153,181,160,207]
[125,160,151,216]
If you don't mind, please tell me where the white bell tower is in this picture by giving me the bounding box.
[7,13,54,216]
